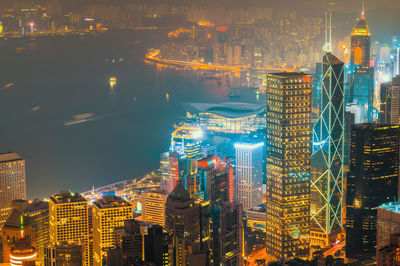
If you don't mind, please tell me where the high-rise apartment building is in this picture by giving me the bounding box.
[266,72,312,259]
[0,153,26,227]
[142,190,167,227]
[346,124,400,258]
[92,195,133,266]
[311,52,345,247]
[49,191,89,266]
[234,142,263,211]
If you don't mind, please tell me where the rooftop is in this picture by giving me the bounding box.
[50,191,87,204]
[0,152,23,163]
[352,18,370,36]
[247,204,266,214]
[183,102,264,119]
[93,195,131,209]
[268,72,308,77]
[379,202,400,214]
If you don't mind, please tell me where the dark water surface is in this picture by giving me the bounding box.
[0,30,259,199]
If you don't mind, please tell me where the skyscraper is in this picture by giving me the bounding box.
[311,52,345,247]
[165,183,209,265]
[266,72,312,259]
[197,155,233,204]
[112,219,144,265]
[160,152,185,194]
[145,225,172,266]
[234,142,264,211]
[349,4,374,122]
[215,202,243,266]
[49,191,89,266]
[92,195,133,266]
[0,153,26,227]
[351,8,371,69]
[142,190,167,227]
[346,124,399,258]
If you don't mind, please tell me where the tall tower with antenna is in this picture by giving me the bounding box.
[311,2,346,248]
[350,0,374,122]
[351,0,371,68]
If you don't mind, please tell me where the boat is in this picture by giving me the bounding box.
[109,77,117,87]
[64,113,94,126]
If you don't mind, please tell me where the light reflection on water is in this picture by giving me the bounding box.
[0,31,259,199]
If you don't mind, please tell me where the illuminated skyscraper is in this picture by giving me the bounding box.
[311,52,345,247]
[197,155,233,204]
[49,191,89,266]
[351,7,371,69]
[170,124,203,159]
[92,195,133,266]
[160,152,186,194]
[234,142,264,211]
[266,72,312,259]
[349,3,374,122]
[142,190,167,227]
[346,124,399,258]
[0,153,26,227]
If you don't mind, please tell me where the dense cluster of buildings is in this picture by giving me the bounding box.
[2,2,400,266]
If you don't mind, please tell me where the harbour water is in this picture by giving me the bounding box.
[0,30,261,199]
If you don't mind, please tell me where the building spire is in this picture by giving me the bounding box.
[361,0,366,20]
[323,2,335,53]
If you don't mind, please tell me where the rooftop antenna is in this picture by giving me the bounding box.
[323,2,335,53]
[361,0,365,20]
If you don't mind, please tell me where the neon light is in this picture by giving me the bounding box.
[10,253,37,260]
[234,142,264,149]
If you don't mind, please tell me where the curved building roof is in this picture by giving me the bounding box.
[184,102,265,119]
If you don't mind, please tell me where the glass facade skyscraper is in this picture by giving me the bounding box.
[266,72,311,259]
[346,124,399,258]
[311,52,345,247]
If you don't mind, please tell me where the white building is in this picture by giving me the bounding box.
[234,142,263,211]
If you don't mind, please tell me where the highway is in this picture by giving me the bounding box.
[145,49,294,73]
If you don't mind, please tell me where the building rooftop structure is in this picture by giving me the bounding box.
[0,152,23,163]
[352,18,370,36]
[379,202,400,214]
[183,102,264,119]
[50,191,87,204]
[93,195,131,209]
